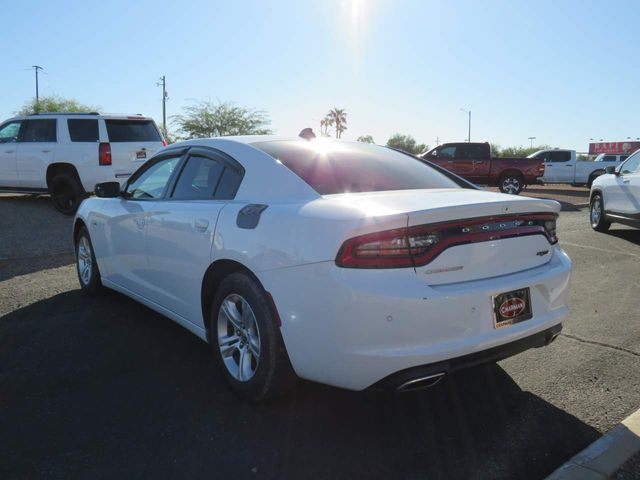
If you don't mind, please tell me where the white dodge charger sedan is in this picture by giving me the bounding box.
[73,136,572,401]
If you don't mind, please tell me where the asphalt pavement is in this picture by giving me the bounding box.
[0,193,639,479]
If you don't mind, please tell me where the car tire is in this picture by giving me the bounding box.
[49,173,85,215]
[499,174,523,195]
[211,272,297,402]
[75,225,103,295]
[590,194,610,232]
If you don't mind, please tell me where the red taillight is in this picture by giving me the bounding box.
[162,138,168,147]
[99,142,112,166]
[336,228,415,268]
[336,213,558,269]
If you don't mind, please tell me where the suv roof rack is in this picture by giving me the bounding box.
[28,112,100,116]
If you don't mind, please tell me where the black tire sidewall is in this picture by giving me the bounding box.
[75,226,102,294]
[210,273,293,401]
[50,174,84,214]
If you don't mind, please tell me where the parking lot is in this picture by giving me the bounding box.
[1,190,639,479]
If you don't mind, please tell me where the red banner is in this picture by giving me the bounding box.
[589,141,640,155]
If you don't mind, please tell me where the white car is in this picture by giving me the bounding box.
[529,148,625,187]
[0,112,165,214]
[590,150,640,232]
[73,136,572,401]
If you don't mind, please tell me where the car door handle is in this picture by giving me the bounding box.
[5,150,14,154]
[41,149,51,153]
[134,217,146,229]
[623,179,631,184]
[194,219,209,232]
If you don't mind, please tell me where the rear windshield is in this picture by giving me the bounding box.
[253,140,462,195]
[105,120,161,142]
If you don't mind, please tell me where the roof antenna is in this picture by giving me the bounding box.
[299,128,316,141]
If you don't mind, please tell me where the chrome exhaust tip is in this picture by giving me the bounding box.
[396,372,446,392]
[547,332,561,345]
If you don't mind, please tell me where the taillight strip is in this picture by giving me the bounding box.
[336,213,558,269]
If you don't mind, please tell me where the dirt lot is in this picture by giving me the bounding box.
[0,192,638,480]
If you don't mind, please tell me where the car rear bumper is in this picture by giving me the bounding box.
[369,323,561,391]
[259,246,572,391]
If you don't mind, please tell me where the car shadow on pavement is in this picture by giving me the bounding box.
[0,290,600,480]
[605,228,640,246]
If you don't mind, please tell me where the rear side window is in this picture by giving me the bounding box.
[456,144,486,159]
[105,120,161,142]
[549,151,571,162]
[21,119,56,142]
[602,155,617,162]
[68,119,99,142]
[172,156,225,200]
[215,168,243,199]
[253,140,461,195]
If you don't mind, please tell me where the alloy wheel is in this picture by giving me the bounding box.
[591,198,602,226]
[217,294,261,382]
[502,177,520,194]
[77,236,93,286]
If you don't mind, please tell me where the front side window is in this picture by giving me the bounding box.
[68,119,99,142]
[105,120,161,142]
[437,146,457,158]
[620,151,640,175]
[126,156,180,199]
[253,140,462,195]
[21,119,56,142]
[0,121,22,143]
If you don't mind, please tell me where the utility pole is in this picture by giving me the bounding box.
[528,136,536,148]
[157,76,168,135]
[435,136,440,146]
[32,65,44,113]
[460,108,471,142]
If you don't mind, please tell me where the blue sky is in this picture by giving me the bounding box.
[2,0,639,151]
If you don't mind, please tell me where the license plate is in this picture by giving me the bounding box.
[492,287,532,328]
[136,150,147,160]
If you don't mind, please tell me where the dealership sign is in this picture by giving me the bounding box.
[589,141,640,155]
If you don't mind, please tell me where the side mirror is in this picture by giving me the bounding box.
[605,166,618,175]
[95,181,121,198]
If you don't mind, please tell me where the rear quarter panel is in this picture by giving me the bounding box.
[488,157,544,185]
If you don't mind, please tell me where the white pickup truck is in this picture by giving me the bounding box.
[528,149,628,187]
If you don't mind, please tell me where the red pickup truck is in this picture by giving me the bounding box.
[421,142,545,194]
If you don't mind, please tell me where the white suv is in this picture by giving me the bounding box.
[0,112,165,213]
[590,150,640,231]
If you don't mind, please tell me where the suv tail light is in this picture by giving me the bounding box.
[99,142,112,166]
[336,213,558,269]
[162,138,168,147]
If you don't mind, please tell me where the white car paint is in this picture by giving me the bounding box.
[591,150,640,226]
[75,137,572,391]
[531,149,627,185]
[0,113,164,193]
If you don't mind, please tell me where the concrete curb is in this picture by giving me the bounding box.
[546,408,640,479]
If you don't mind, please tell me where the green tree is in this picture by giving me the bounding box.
[386,133,428,155]
[17,95,98,115]
[173,100,272,139]
[357,134,375,144]
[493,144,551,157]
[327,108,347,138]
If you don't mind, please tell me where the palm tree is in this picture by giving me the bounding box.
[321,114,334,137]
[327,108,347,138]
